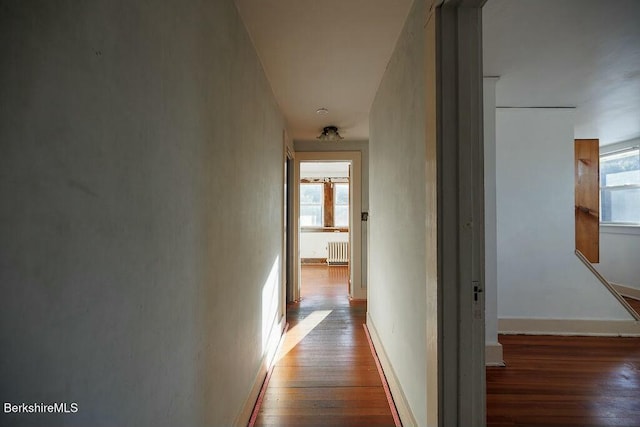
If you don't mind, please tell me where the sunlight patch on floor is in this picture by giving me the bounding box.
[276,310,332,361]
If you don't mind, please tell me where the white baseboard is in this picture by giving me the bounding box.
[366,313,417,427]
[234,315,286,427]
[485,342,505,366]
[611,282,640,300]
[499,318,640,337]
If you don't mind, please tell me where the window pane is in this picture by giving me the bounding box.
[601,149,640,187]
[300,205,322,226]
[300,184,323,204]
[335,183,349,205]
[601,188,640,223]
[335,206,349,227]
[604,170,640,187]
[334,183,349,227]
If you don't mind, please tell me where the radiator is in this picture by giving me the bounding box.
[327,241,349,265]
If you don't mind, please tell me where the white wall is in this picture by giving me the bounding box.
[496,109,631,320]
[368,0,426,424]
[0,1,284,426]
[597,226,640,290]
[300,232,349,259]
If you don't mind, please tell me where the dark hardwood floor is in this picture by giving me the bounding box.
[253,265,397,427]
[487,334,640,427]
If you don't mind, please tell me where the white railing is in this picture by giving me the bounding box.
[575,249,640,321]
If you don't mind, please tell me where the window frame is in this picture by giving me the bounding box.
[299,178,350,231]
[299,182,324,228]
[599,141,640,226]
[333,182,350,228]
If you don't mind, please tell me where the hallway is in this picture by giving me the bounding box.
[251,266,399,427]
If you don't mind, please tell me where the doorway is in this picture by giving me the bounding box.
[291,151,364,302]
[299,161,351,300]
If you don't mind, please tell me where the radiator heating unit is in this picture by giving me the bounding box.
[327,241,349,265]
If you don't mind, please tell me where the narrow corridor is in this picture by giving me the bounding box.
[251,266,399,427]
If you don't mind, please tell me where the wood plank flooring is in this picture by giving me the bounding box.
[253,265,397,427]
[487,334,640,427]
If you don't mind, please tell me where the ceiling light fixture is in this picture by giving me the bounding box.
[316,108,329,115]
[317,126,343,141]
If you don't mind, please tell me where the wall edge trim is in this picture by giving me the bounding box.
[485,342,505,366]
[366,313,418,427]
[235,316,286,427]
[499,318,640,337]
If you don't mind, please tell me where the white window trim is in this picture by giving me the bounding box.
[599,138,640,226]
[600,223,640,235]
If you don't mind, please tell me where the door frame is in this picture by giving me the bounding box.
[293,151,364,301]
[426,1,486,425]
[282,130,295,313]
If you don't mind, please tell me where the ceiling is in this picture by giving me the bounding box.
[236,0,640,146]
[234,0,413,141]
[483,0,640,146]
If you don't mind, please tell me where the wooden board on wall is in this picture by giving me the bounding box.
[323,182,333,227]
[575,139,599,263]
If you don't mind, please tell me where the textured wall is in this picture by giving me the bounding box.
[0,1,284,425]
[300,232,349,259]
[368,0,426,424]
[496,109,630,320]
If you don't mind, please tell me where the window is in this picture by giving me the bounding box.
[334,183,349,227]
[300,183,323,226]
[300,179,350,229]
[600,146,640,224]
